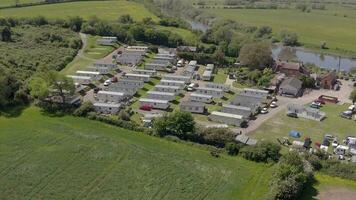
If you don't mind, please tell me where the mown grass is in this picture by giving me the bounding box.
[0,106,272,199]
[0,0,41,7]
[205,8,356,55]
[83,35,115,59]
[250,103,355,144]
[0,0,159,22]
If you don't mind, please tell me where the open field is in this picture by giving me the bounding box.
[204,8,356,54]
[0,0,159,21]
[249,103,355,144]
[156,26,199,44]
[0,106,273,200]
[0,0,41,7]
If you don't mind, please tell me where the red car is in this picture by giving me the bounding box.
[140,105,153,111]
[314,99,326,105]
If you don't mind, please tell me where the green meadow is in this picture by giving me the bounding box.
[0,106,273,200]
[204,8,356,54]
[0,0,159,21]
[0,0,41,7]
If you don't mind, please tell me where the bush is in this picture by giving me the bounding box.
[239,141,281,163]
[225,142,243,155]
[196,128,236,148]
[73,101,94,117]
[321,160,356,181]
[118,110,130,121]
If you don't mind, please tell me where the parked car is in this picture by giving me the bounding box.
[270,101,277,108]
[287,112,298,118]
[140,105,153,111]
[260,107,268,114]
[111,76,118,83]
[310,102,321,109]
[93,87,101,94]
[103,79,111,86]
[340,110,353,119]
[314,99,325,105]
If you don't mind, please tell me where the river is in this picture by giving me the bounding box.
[272,46,356,72]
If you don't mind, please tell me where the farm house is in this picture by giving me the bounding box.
[93,102,121,114]
[202,70,213,81]
[66,75,92,85]
[76,70,102,80]
[147,91,176,101]
[205,83,230,92]
[97,91,126,103]
[160,80,185,88]
[154,85,182,95]
[163,74,191,83]
[123,73,150,82]
[189,93,213,103]
[139,98,170,110]
[221,104,252,118]
[195,87,223,98]
[209,111,245,127]
[132,69,157,76]
[116,79,144,88]
[180,101,206,114]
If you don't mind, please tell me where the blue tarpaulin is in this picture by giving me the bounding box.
[289,130,301,138]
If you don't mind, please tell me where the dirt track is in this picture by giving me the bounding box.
[317,187,356,200]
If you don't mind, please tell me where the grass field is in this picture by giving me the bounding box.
[0,0,41,7]
[0,106,273,199]
[250,103,354,144]
[83,35,115,59]
[0,0,159,22]
[204,8,356,54]
[156,26,199,44]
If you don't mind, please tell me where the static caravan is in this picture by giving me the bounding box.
[116,79,144,88]
[123,73,150,82]
[132,69,157,76]
[202,70,213,81]
[156,53,176,58]
[67,75,92,85]
[139,98,170,110]
[147,91,176,101]
[94,102,121,114]
[205,83,230,92]
[190,93,213,103]
[221,104,252,118]
[242,88,269,98]
[144,63,168,71]
[196,87,223,98]
[162,74,191,84]
[180,101,205,114]
[181,66,195,77]
[97,36,117,46]
[209,111,245,127]
[160,80,185,88]
[206,64,214,71]
[188,60,197,68]
[86,66,110,74]
[97,91,125,103]
[76,71,102,80]
[107,84,138,96]
[117,51,143,65]
[93,62,116,70]
[154,85,182,95]
[127,46,148,52]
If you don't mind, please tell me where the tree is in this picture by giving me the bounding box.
[238,42,273,70]
[255,26,272,38]
[299,75,315,88]
[142,17,154,25]
[68,16,83,32]
[350,88,356,104]
[118,14,133,24]
[1,26,12,42]
[280,30,299,46]
[240,141,281,162]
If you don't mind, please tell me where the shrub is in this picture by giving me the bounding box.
[225,142,243,155]
[239,141,281,163]
[73,101,94,117]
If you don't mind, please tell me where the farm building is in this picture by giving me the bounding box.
[97,36,117,46]
[132,69,157,76]
[231,93,265,113]
[93,61,117,69]
[67,75,92,85]
[116,79,144,88]
[139,98,170,110]
[221,104,252,118]
[242,88,269,98]
[180,101,206,114]
[144,62,169,71]
[163,74,191,83]
[287,104,326,121]
[94,102,121,114]
[86,66,111,74]
[117,51,143,65]
[279,77,303,97]
[315,71,337,89]
[123,73,150,82]
[202,70,213,81]
[205,83,230,92]
[195,87,223,98]
[97,91,126,103]
[76,71,102,80]
[209,111,245,127]
[147,91,176,101]
[189,93,213,103]
[154,85,182,95]
[160,79,185,88]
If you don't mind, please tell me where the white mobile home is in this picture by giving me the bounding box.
[154,85,182,95]
[127,46,148,52]
[188,60,197,68]
[202,70,213,81]
[93,62,117,69]
[196,87,223,98]
[221,104,252,118]
[147,91,176,101]
[97,91,126,103]
[132,69,157,76]
[76,71,102,80]
[116,79,144,88]
[86,66,110,74]
[190,93,213,103]
[205,83,230,92]
[123,73,150,82]
[209,111,245,127]
[139,98,170,110]
[67,75,92,85]
[144,63,169,71]
[206,64,215,71]
[160,80,185,88]
[107,84,138,96]
[97,37,117,46]
[117,51,143,65]
[94,102,121,114]
[163,74,191,83]
[242,88,269,98]
[180,101,206,114]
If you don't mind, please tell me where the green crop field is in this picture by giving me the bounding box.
[0,0,159,22]
[0,106,273,200]
[204,8,356,54]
